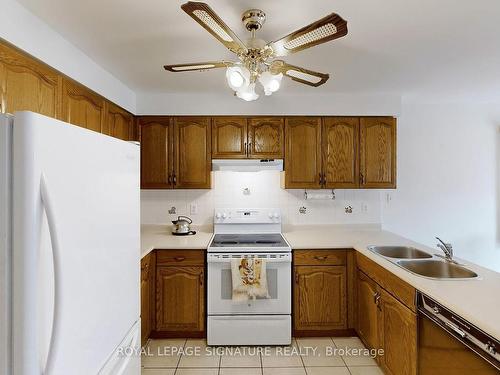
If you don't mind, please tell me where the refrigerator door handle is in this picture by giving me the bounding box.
[40,173,62,374]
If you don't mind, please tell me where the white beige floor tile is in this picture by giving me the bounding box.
[348,366,384,375]
[220,347,261,368]
[296,337,335,348]
[177,339,220,368]
[305,367,350,375]
[263,368,306,375]
[175,369,219,375]
[297,338,344,367]
[141,339,186,368]
[261,339,303,368]
[332,337,378,366]
[220,368,262,375]
[141,369,175,375]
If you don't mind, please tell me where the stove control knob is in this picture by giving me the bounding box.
[273,212,280,219]
[268,212,274,219]
[222,213,227,219]
[215,213,221,219]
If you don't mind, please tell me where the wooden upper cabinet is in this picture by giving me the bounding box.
[0,43,61,118]
[156,266,204,332]
[360,117,396,188]
[104,102,133,141]
[357,270,380,350]
[174,117,211,189]
[284,117,322,188]
[378,289,417,375]
[212,117,247,159]
[61,79,105,132]
[248,117,284,159]
[139,117,173,189]
[323,117,359,188]
[294,265,347,331]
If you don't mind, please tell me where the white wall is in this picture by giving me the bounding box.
[0,0,136,112]
[142,171,382,227]
[382,96,500,271]
[136,92,401,116]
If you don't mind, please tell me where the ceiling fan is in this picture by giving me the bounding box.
[164,2,348,101]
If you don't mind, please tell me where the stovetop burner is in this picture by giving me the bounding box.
[210,233,288,248]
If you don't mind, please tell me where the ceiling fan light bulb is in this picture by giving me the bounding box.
[236,83,259,101]
[259,71,282,94]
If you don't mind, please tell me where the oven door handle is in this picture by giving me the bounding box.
[207,254,292,263]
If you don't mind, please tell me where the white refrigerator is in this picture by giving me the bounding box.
[0,112,141,374]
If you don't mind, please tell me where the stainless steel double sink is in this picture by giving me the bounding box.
[367,246,478,279]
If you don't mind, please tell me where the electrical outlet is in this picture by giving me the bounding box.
[190,204,198,215]
[361,202,368,213]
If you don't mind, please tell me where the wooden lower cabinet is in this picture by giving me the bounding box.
[155,265,205,335]
[357,270,380,350]
[356,256,417,375]
[141,252,155,346]
[378,289,417,375]
[294,265,347,332]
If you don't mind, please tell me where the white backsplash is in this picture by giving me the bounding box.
[141,171,382,226]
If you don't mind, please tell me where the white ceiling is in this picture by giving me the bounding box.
[16,0,500,97]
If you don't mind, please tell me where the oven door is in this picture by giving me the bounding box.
[207,252,291,315]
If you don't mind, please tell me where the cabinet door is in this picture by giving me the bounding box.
[139,117,173,189]
[156,266,204,332]
[360,117,396,188]
[323,117,359,188]
[212,117,247,158]
[174,117,211,189]
[104,102,133,140]
[248,117,284,159]
[140,255,152,346]
[356,270,380,350]
[0,43,61,118]
[294,265,347,331]
[61,79,105,132]
[284,117,322,188]
[378,289,417,375]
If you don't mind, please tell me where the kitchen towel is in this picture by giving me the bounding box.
[231,257,270,302]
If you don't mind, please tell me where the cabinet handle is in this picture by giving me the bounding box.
[360,173,365,185]
[314,255,328,261]
[373,291,379,304]
[374,293,381,310]
[199,272,204,286]
[174,256,185,262]
[248,142,252,156]
[295,273,299,284]
[168,174,172,184]
[173,174,177,185]
[319,173,323,185]
[244,142,247,156]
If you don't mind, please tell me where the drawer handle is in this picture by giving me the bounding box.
[314,255,328,261]
[174,256,186,262]
[199,272,204,286]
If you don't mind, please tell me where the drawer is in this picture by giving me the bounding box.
[156,250,204,266]
[294,250,347,266]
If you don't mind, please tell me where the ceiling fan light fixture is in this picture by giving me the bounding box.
[236,82,259,101]
[226,65,250,90]
[258,71,283,96]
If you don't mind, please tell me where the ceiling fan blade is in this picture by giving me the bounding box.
[181,2,247,54]
[267,13,348,57]
[164,61,233,72]
[270,60,329,87]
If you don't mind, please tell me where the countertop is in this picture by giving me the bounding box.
[141,223,500,341]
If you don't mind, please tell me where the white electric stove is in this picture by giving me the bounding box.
[207,208,292,346]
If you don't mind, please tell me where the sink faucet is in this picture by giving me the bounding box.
[436,237,453,261]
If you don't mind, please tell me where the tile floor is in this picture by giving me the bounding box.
[142,337,384,375]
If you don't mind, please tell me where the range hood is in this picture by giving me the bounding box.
[212,159,283,172]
